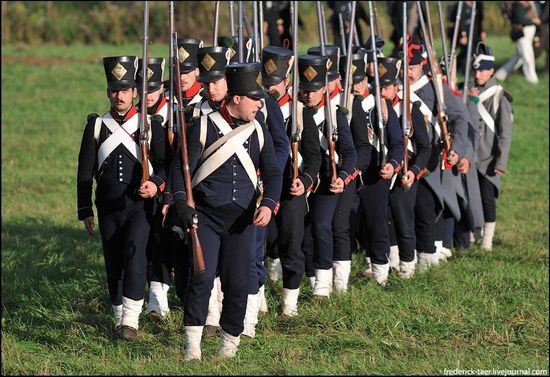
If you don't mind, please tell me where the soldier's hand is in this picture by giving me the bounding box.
[379,163,395,180]
[401,170,416,189]
[457,157,470,174]
[253,206,272,227]
[290,178,305,196]
[446,150,459,166]
[83,216,98,239]
[172,200,198,232]
[138,181,158,199]
[329,177,345,193]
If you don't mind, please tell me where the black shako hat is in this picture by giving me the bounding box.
[377,57,401,88]
[339,51,367,85]
[176,38,203,73]
[307,45,340,82]
[261,46,294,86]
[196,46,232,83]
[136,57,165,93]
[218,35,252,63]
[103,56,137,91]
[298,55,329,92]
[225,62,267,100]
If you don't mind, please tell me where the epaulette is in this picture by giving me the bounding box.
[87,113,99,122]
[199,89,206,97]
[355,94,365,101]
[412,100,422,108]
[503,90,513,103]
[311,105,318,114]
[337,105,350,115]
[151,114,164,123]
[190,115,201,123]
[185,104,194,113]
[468,96,480,105]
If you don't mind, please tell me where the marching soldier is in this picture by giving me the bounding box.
[379,56,431,278]
[467,42,513,251]
[135,57,179,318]
[77,56,172,340]
[298,54,357,299]
[193,44,288,338]
[260,46,322,316]
[402,35,468,272]
[169,62,282,360]
[333,50,372,291]
[352,53,405,286]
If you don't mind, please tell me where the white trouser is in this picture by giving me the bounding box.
[497,25,539,84]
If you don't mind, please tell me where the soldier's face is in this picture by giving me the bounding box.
[139,85,163,110]
[351,77,368,96]
[300,86,325,108]
[203,77,228,102]
[180,68,199,92]
[380,83,398,101]
[408,64,423,84]
[264,77,289,98]
[474,68,494,86]
[108,87,137,113]
[230,95,262,122]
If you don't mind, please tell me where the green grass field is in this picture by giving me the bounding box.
[1,36,549,375]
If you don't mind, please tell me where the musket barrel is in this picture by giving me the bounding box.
[462,1,477,104]
[367,1,386,167]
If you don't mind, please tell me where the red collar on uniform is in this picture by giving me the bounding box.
[110,103,137,122]
[220,104,233,123]
[392,96,400,107]
[183,81,201,99]
[330,86,339,100]
[279,91,291,106]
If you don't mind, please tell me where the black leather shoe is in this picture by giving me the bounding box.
[203,325,220,338]
[112,325,123,338]
[120,325,138,341]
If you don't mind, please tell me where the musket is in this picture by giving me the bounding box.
[213,1,220,46]
[338,13,347,55]
[416,1,452,165]
[462,1,477,104]
[423,2,436,52]
[290,0,300,182]
[346,2,361,47]
[252,1,259,62]
[238,1,244,63]
[316,1,338,183]
[448,1,464,79]
[173,34,205,276]
[342,1,357,115]
[437,1,450,84]
[140,1,151,185]
[372,0,382,38]
[258,1,264,54]
[367,1,386,168]
[401,2,411,187]
[229,1,235,36]
[167,1,175,148]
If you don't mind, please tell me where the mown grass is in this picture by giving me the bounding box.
[1,36,548,375]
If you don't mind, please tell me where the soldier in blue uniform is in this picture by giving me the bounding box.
[352,52,405,286]
[332,49,371,292]
[77,56,173,340]
[298,54,357,300]
[260,46,322,316]
[379,57,431,279]
[135,57,178,318]
[169,62,282,360]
